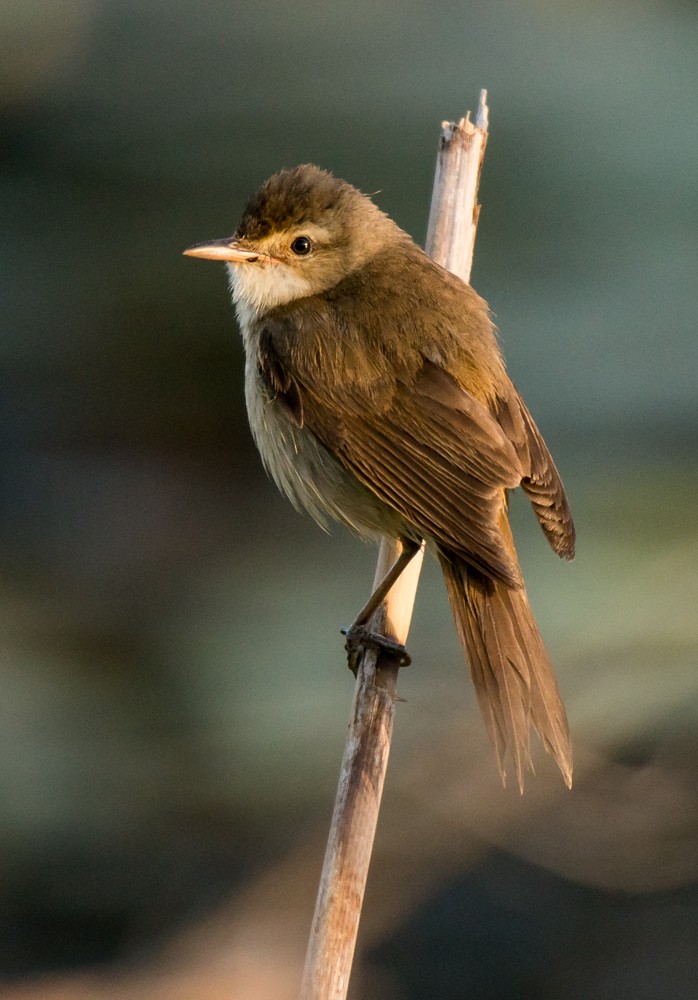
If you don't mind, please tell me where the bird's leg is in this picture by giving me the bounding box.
[350,538,422,626]
[342,538,421,673]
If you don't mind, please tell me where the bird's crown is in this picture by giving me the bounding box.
[236,164,359,241]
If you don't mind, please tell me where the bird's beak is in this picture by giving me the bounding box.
[183,238,274,264]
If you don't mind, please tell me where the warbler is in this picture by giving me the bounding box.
[185,164,575,789]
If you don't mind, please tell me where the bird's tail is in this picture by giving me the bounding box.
[438,545,572,791]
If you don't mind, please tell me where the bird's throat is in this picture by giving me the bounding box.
[227,260,314,323]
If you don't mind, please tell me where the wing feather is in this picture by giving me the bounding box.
[494,390,575,559]
[258,319,527,586]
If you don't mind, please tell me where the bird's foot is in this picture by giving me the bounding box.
[341,624,412,675]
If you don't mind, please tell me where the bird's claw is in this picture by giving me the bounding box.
[341,624,412,674]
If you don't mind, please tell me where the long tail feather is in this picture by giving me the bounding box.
[438,548,572,791]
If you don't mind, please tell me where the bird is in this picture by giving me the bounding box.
[184,164,575,790]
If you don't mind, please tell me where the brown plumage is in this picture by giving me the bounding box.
[185,164,575,790]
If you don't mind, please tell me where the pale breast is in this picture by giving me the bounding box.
[243,357,407,541]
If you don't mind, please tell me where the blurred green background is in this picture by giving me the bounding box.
[1,2,697,998]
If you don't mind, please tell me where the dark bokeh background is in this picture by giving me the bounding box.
[1,2,697,998]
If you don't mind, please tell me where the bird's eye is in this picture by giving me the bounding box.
[290,236,312,256]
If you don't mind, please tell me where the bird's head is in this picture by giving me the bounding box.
[184,164,402,318]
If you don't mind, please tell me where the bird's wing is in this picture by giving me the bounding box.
[494,388,576,560]
[257,320,525,587]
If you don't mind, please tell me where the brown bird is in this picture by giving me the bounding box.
[184,164,575,790]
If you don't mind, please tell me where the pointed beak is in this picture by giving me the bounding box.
[183,238,273,263]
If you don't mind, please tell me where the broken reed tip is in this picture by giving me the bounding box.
[443,90,489,141]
